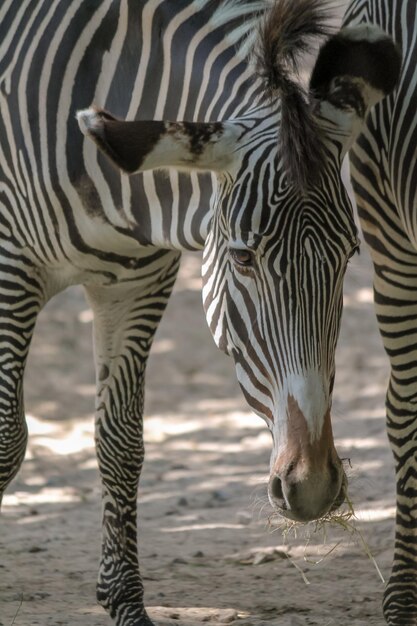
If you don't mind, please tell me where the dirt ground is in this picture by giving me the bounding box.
[0,185,396,626]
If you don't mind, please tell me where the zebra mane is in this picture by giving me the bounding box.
[253,0,334,189]
[205,0,333,189]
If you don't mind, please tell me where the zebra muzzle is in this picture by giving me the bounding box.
[268,404,346,522]
[268,458,346,522]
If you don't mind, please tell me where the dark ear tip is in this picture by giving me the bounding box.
[339,25,402,92]
[310,24,402,100]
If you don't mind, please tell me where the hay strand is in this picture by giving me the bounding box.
[268,491,385,584]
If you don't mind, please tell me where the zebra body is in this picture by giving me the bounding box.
[344,1,417,623]
[0,1,400,623]
[1,4,257,623]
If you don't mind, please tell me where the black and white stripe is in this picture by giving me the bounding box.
[344,2,417,624]
[0,1,401,624]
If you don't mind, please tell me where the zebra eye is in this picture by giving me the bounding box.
[229,248,254,268]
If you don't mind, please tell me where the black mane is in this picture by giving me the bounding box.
[253,0,333,189]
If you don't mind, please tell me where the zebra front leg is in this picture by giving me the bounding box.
[372,269,417,625]
[85,252,180,626]
[383,375,417,625]
[0,254,45,505]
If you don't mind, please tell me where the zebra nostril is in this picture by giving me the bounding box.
[270,475,284,501]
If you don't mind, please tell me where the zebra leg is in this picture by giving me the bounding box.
[350,118,417,622]
[85,251,181,626]
[0,253,45,505]
[372,266,417,625]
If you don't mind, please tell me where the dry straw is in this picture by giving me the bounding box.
[10,594,23,626]
[268,492,385,585]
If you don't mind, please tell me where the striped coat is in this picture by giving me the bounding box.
[0,1,401,623]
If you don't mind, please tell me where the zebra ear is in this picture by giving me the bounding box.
[310,25,402,158]
[77,108,240,174]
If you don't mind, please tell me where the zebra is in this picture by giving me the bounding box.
[341,1,417,624]
[0,0,400,624]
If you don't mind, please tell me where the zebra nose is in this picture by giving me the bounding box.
[268,459,345,523]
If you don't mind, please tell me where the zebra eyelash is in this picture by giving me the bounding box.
[229,248,256,274]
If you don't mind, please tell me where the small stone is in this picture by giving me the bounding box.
[193,550,205,558]
[236,511,252,525]
[165,508,179,516]
[45,476,63,487]
[177,497,189,507]
[212,490,229,501]
[218,609,238,623]
[249,548,287,566]
[28,546,47,554]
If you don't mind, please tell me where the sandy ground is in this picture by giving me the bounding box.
[0,217,396,626]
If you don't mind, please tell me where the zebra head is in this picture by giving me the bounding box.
[77,1,400,523]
